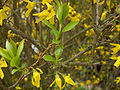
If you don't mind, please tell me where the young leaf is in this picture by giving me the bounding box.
[0,47,12,60]
[52,39,60,44]
[60,3,69,23]
[16,39,24,57]
[55,45,63,60]
[22,68,29,74]
[11,69,18,74]
[10,39,17,53]
[43,55,55,62]
[50,30,59,38]
[62,21,79,32]
[57,58,63,62]
[6,40,15,57]
[42,20,57,31]
[10,56,20,67]
[56,3,63,21]
[56,32,61,40]
[118,8,120,14]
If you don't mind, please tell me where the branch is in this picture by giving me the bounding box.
[4,24,43,51]
[8,62,47,90]
[63,26,93,45]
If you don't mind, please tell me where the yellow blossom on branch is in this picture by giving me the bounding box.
[68,3,81,21]
[24,0,35,18]
[0,57,8,79]
[109,55,117,60]
[115,77,120,84]
[63,73,76,86]
[32,68,43,88]
[114,56,120,68]
[50,74,62,90]
[33,2,55,25]
[42,0,53,5]
[0,5,9,26]
[110,43,120,54]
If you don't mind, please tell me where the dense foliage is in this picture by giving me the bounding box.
[0,0,120,90]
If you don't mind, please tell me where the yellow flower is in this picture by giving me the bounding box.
[94,0,104,5]
[101,60,106,64]
[33,2,55,25]
[68,3,81,21]
[32,68,43,88]
[64,74,76,86]
[68,13,81,21]
[114,56,120,68]
[115,77,120,84]
[93,78,100,84]
[24,0,35,17]
[50,74,62,90]
[0,5,9,26]
[86,80,91,85]
[0,57,8,79]
[75,66,82,70]
[101,11,107,21]
[79,82,84,86]
[15,85,21,89]
[42,0,53,5]
[110,43,120,54]
[109,55,117,60]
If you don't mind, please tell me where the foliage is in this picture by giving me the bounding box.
[0,0,120,90]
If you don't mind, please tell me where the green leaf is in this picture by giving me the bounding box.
[0,47,12,60]
[43,55,55,62]
[6,40,15,57]
[42,20,57,31]
[52,39,60,44]
[16,39,24,57]
[21,63,26,69]
[56,32,61,40]
[50,30,59,38]
[62,21,79,32]
[118,8,120,14]
[11,69,18,74]
[10,39,17,53]
[22,68,29,74]
[55,45,63,60]
[60,3,69,23]
[10,56,20,67]
[57,58,63,62]
[56,3,63,21]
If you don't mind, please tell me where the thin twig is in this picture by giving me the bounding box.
[4,24,42,51]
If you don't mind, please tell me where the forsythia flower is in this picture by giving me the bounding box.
[114,56,120,68]
[32,68,43,88]
[101,11,107,21]
[24,0,35,18]
[110,43,120,54]
[109,55,117,60]
[68,3,81,21]
[0,5,9,26]
[0,57,8,79]
[42,0,53,5]
[33,2,55,25]
[50,74,62,90]
[115,77,120,84]
[86,80,91,85]
[64,74,76,86]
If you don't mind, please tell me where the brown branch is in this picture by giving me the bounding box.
[4,24,43,51]
[63,26,93,45]
[8,62,47,90]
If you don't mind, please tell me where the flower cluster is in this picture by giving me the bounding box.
[0,5,9,26]
[0,57,8,79]
[50,73,77,90]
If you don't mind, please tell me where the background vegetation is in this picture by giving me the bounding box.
[0,0,120,90]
